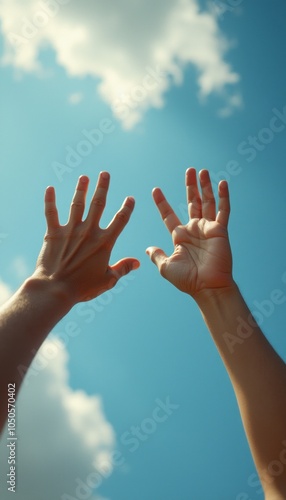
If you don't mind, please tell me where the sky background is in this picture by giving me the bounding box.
[0,1,286,499]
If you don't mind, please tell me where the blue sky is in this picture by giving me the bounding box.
[0,1,286,499]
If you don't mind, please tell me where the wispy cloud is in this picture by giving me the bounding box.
[0,0,241,128]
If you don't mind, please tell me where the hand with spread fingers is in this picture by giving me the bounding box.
[35,172,140,305]
[146,168,234,300]
[0,171,140,431]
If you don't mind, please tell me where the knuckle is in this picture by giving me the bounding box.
[121,263,131,276]
[92,197,105,208]
[162,209,173,221]
[205,192,215,201]
[116,210,128,223]
[106,275,117,290]
[192,197,201,205]
[203,197,215,204]
[45,207,57,217]
[78,227,92,240]
[71,200,84,209]
[159,260,167,277]
[102,238,113,251]
[96,231,112,251]
[44,229,59,241]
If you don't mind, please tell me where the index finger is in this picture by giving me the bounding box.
[152,188,182,233]
[105,196,135,247]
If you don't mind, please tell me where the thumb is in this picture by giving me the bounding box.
[110,258,140,283]
[146,246,168,275]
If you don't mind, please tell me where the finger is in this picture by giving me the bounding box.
[146,246,168,276]
[216,180,231,227]
[86,171,110,226]
[45,186,60,231]
[199,169,216,220]
[68,175,89,225]
[186,167,202,219]
[152,188,182,233]
[106,196,135,245]
[109,258,140,283]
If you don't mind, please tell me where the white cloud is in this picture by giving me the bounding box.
[0,0,241,127]
[0,338,115,500]
[0,278,13,306]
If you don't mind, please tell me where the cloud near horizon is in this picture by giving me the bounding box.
[0,338,115,500]
[0,0,241,128]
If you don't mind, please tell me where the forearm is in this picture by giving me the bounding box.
[195,283,286,496]
[0,276,72,432]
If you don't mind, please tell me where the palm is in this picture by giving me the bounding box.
[164,218,232,296]
[147,169,233,299]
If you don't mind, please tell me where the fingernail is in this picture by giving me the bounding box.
[126,196,135,204]
[101,171,109,179]
[79,175,89,183]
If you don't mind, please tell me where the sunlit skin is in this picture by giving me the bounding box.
[0,171,139,432]
[0,167,286,499]
[36,172,140,304]
[146,168,234,298]
[147,169,286,500]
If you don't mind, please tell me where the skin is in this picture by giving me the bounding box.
[0,171,140,432]
[1,167,285,498]
[146,168,286,499]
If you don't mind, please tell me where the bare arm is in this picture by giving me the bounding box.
[0,172,140,432]
[147,168,286,499]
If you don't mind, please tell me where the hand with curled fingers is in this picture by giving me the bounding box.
[34,172,140,306]
[146,168,235,301]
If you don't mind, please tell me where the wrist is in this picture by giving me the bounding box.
[23,273,74,315]
[192,280,240,309]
